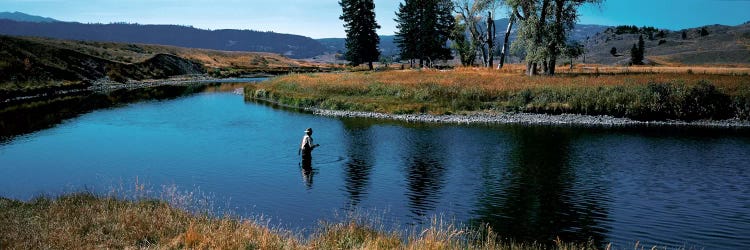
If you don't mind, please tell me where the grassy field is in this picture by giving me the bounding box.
[245,67,750,121]
[0,193,598,249]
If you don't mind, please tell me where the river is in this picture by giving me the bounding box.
[1,83,749,249]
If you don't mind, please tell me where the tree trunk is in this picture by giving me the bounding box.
[486,11,495,68]
[480,46,489,67]
[368,61,374,70]
[546,0,565,76]
[526,62,538,76]
[526,0,550,76]
[570,57,574,70]
[498,15,515,69]
[548,57,556,75]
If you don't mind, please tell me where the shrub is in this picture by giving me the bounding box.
[677,81,732,120]
[732,86,750,120]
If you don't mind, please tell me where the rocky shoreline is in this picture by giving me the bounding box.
[310,108,750,128]
[244,94,750,128]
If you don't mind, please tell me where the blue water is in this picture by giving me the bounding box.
[1,90,749,249]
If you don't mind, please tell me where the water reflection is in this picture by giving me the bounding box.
[472,126,609,246]
[0,85,207,143]
[300,159,315,189]
[403,128,448,220]
[340,118,375,208]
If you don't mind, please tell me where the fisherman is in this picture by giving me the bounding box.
[299,128,320,162]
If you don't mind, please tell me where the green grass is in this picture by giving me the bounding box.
[245,71,750,121]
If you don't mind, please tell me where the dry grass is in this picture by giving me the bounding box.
[257,67,748,93]
[0,193,609,249]
[0,193,299,249]
[245,67,750,120]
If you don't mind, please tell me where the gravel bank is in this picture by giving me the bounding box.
[88,75,220,92]
[3,76,248,104]
[245,94,750,128]
[307,108,750,128]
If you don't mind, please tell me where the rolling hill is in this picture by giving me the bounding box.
[582,22,750,66]
[1,11,746,66]
[0,35,323,100]
[0,19,326,59]
[0,11,58,23]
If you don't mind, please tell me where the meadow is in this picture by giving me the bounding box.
[245,67,750,121]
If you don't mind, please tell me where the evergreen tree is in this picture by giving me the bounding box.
[700,27,709,36]
[395,0,455,68]
[630,44,640,65]
[638,34,645,62]
[630,35,645,65]
[394,0,418,67]
[340,0,381,70]
[429,0,456,63]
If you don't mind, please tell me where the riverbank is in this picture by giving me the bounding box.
[309,108,750,128]
[0,193,594,249]
[244,69,750,128]
[1,75,266,105]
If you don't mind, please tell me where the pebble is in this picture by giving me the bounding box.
[310,108,750,128]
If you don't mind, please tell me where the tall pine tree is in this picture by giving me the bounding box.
[395,0,454,68]
[630,35,645,65]
[394,0,419,67]
[340,0,381,70]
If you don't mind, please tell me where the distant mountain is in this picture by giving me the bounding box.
[491,18,609,42]
[581,23,750,65]
[318,35,399,57]
[0,19,327,59]
[319,19,609,58]
[0,11,58,23]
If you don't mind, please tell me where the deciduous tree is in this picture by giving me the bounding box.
[507,0,602,76]
[454,0,500,68]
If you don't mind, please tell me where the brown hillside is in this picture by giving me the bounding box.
[582,23,750,66]
[12,36,317,69]
[0,35,324,97]
[0,35,204,87]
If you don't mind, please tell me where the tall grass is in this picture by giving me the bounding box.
[0,193,298,249]
[246,70,750,121]
[0,193,611,249]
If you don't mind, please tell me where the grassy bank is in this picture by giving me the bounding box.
[245,69,750,121]
[0,193,598,249]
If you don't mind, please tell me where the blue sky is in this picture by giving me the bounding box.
[3,0,749,38]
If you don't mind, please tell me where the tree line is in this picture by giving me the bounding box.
[340,0,604,76]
